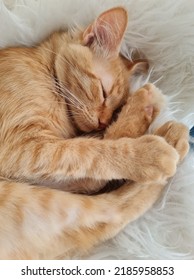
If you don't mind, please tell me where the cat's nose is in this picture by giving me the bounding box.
[98,121,107,130]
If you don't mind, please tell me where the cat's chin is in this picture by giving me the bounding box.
[76,124,98,134]
[74,119,99,134]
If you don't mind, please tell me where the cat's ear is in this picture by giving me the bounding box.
[82,7,128,57]
[127,59,149,75]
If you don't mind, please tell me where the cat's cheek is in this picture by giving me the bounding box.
[73,115,99,133]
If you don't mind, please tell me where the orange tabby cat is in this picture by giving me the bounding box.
[0,7,189,259]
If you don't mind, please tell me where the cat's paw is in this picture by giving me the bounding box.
[133,83,167,121]
[105,84,167,140]
[132,135,179,183]
[154,121,189,161]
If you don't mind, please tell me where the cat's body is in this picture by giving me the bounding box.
[0,7,189,259]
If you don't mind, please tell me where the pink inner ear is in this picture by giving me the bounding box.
[82,24,94,46]
[82,7,128,55]
[145,105,153,118]
[83,33,95,46]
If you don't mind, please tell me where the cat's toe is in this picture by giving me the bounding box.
[134,83,167,120]
[154,121,190,161]
[135,135,179,183]
[143,83,167,111]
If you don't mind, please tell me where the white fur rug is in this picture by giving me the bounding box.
[1,0,194,259]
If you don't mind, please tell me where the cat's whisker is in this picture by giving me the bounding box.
[152,75,164,85]
[1,6,187,261]
[48,86,78,109]
[64,90,86,110]
[62,83,85,106]
[40,51,90,106]
[39,47,91,114]
[53,79,84,107]
[63,92,85,109]
[52,82,85,110]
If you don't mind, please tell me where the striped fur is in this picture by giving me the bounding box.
[0,7,189,259]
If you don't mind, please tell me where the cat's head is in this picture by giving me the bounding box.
[55,7,148,132]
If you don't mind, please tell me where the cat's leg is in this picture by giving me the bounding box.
[0,123,189,260]
[105,84,189,162]
[58,100,190,258]
[0,129,179,188]
[104,83,166,139]
[0,178,165,259]
[68,86,189,194]
[56,181,166,259]
[0,83,179,194]
[67,83,168,194]
[58,121,190,259]
[154,121,189,161]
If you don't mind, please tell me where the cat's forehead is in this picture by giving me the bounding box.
[65,41,127,96]
[92,59,114,93]
[69,43,93,62]
[67,44,113,91]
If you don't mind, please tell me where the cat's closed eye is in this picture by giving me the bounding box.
[101,85,107,99]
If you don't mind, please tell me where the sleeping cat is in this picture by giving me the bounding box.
[0,7,189,259]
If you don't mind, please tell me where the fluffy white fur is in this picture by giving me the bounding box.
[1,0,194,259]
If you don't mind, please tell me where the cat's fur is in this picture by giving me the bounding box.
[0,7,189,259]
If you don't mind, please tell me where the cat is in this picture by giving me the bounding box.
[0,7,189,259]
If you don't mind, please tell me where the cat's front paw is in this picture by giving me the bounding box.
[133,83,167,121]
[154,121,189,161]
[133,135,179,183]
[105,84,167,140]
